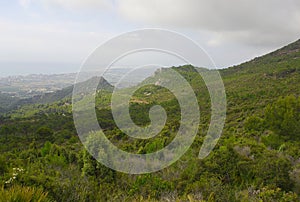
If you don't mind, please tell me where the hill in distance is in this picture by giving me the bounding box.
[0,76,113,114]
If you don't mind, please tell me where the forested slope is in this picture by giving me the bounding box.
[0,40,300,201]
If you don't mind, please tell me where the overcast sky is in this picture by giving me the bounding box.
[1,0,300,76]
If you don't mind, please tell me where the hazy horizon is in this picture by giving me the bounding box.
[0,42,291,78]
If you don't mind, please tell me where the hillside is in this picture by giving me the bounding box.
[0,92,19,113]
[0,40,300,201]
[0,76,113,114]
[221,39,300,123]
[223,39,300,75]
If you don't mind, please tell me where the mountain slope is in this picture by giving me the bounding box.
[1,76,113,114]
[0,40,300,201]
[220,39,300,121]
[223,39,300,75]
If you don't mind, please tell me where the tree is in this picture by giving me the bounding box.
[81,132,115,183]
[265,95,300,140]
[36,126,53,140]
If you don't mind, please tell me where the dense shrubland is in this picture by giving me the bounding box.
[1,40,300,201]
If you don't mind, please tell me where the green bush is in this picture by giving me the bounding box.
[245,115,265,132]
[265,95,300,140]
[0,185,51,202]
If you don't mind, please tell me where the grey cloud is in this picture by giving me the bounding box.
[13,0,300,69]
[23,0,300,47]
[117,0,300,47]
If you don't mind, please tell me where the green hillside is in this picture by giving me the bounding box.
[0,40,300,201]
[0,76,113,115]
[0,92,20,113]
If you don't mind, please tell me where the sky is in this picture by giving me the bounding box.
[1,0,300,76]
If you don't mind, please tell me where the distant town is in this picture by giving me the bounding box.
[0,73,77,98]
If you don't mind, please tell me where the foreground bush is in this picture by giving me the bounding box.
[0,185,51,202]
